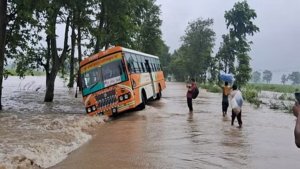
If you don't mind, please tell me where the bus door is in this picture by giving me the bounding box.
[145,59,156,99]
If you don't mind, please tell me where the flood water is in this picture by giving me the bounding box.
[1,77,300,169]
[53,82,300,169]
[0,76,105,169]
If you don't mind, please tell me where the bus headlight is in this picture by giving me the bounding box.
[87,107,92,113]
[119,96,124,101]
[92,105,96,111]
[124,94,129,100]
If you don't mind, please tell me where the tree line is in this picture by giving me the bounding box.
[0,0,171,110]
[167,1,259,86]
[252,70,300,85]
[0,0,259,110]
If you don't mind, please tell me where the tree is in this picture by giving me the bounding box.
[169,48,187,81]
[288,72,300,85]
[0,0,7,110]
[208,57,219,83]
[180,18,215,82]
[281,74,288,85]
[12,0,73,102]
[224,1,259,86]
[262,70,272,83]
[0,0,38,109]
[215,34,235,74]
[155,39,171,77]
[136,0,162,55]
[91,0,148,52]
[252,71,261,83]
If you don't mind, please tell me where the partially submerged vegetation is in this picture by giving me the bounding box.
[200,82,297,113]
[6,69,45,76]
[247,83,300,93]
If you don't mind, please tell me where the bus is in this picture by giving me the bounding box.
[79,46,166,116]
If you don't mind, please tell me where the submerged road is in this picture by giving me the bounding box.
[52,82,300,169]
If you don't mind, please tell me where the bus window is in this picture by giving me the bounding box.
[124,52,134,73]
[82,67,102,88]
[140,62,145,72]
[131,54,140,73]
[102,60,125,81]
[138,55,146,73]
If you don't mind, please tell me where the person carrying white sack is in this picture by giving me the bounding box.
[230,84,244,128]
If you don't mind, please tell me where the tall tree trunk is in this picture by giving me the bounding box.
[44,14,70,102]
[94,2,105,53]
[77,13,82,91]
[0,0,7,110]
[44,72,57,102]
[68,22,76,88]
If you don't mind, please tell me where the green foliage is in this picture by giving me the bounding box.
[281,74,288,85]
[224,1,259,87]
[278,93,287,100]
[235,52,252,86]
[288,72,300,85]
[225,1,259,40]
[252,71,261,83]
[169,18,215,82]
[241,85,261,107]
[215,34,235,74]
[156,40,171,77]
[182,18,215,83]
[248,83,300,93]
[262,70,272,83]
[199,83,222,93]
[136,0,162,55]
[169,49,187,81]
[6,68,45,76]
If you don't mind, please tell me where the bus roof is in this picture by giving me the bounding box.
[122,47,159,59]
[80,46,159,67]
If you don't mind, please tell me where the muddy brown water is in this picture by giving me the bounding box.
[51,82,300,169]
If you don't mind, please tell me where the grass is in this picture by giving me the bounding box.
[199,83,222,93]
[6,69,46,76]
[247,83,300,93]
[199,82,298,108]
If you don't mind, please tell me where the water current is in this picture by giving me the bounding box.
[0,76,105,169]
[1,77,299,169]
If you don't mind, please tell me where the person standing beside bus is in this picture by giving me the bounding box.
[186,78,196,112]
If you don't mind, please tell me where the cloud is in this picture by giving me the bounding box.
[156,0,300,83]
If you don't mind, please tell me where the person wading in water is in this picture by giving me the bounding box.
[221,81,231,117]
[186,78,197,112]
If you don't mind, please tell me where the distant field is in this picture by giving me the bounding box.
[247,83,300,93]
[6,69,46,76]
[199,82,300,94]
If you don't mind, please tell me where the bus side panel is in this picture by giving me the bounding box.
[130,74,143,106]
[155,71,166,91]
[130,73,154,106]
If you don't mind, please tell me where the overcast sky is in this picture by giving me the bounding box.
[155,0,300,83]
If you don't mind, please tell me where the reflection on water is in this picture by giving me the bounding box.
[0,76,105,169]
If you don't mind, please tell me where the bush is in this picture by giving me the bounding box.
[241,85,261,107]
[199,83,222,93]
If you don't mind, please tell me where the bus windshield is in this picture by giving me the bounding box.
[81,58,127,96]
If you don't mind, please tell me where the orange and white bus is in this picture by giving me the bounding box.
[79,46,166,116]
